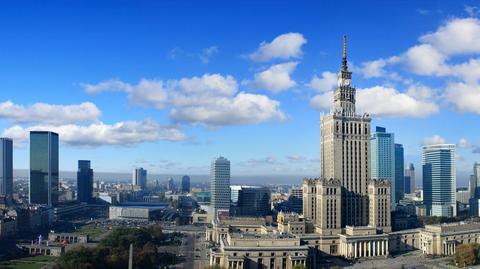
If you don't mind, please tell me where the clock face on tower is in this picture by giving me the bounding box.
[343,79,351,86]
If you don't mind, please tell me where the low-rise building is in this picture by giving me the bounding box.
[210,231,309,269]
[48,232,89,244]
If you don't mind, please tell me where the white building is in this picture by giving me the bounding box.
[211,156,231,217]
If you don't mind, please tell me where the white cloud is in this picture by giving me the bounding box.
[310,86,438,118]
[83,74,285,126]
[444,82,480,113]
[360,56,401,78]
[420,18,480,56]
[3,119,185,147]
[168,46,219,64]
[170,92,285,126]
[458,138,473,149]
[308,71,337,92]
[0,101,101,125]
[199,46,219,64]
[248,33,307,62]
[422,135,446,146]
[465,5,480,17]
[310,91,333,112]
[239,156,279,167]
[403,44,447,76]
[252,62,298,93]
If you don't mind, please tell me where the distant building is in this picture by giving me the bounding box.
[77,160,93,203]
[230,185,242,205]
[211,156,231,217]
[132,168,147,190]
[405,163,415,193]
[181,175,190,193]
[167,177,175,192]
[371,126,396,208]
[235,186,271,217]
[423,144,456,217]
[29,131,59,206]
[0,138,13,196]
[456,188,469,205]
[395,144,404,203]
[469,163,480,216]
[288,187,303,214]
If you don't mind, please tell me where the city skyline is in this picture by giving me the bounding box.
[0,1,479,185]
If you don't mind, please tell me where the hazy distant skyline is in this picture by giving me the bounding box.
[0,1,479,185]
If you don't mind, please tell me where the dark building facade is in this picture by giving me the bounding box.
[29,131,59,206]
[181,175,191,193]
[395,144,405,203]
[77,160,93,203]
[0,138,13,196]
[235,186,271,217]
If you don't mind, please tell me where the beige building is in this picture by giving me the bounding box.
[277,211,313,235]
[368,179,392,233]
[209,232,309,269]
[319,37,372,226]
[207,217,310,268]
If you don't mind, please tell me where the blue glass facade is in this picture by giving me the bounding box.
[77,160,93,203]
[395,144,404,203]
[0,138,13,196]
[422,144,456,217]
[29,131,59,206]
[371,126,395,208]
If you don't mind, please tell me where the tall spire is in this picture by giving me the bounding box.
[342,33,348,71]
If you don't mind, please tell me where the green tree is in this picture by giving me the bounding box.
[455,244,477,267]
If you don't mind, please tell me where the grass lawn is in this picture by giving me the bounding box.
[0,256,57,269]
[75,226,108,240]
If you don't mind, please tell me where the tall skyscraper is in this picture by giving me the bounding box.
[77,160,93,203]
[318,35,371,227]
[371,126,396,208]
[181,175,190,193]
[469,162,480,216]
[132,168,147,190]
[211,156,231,216]
[404,163,415,194]
[422,144,456,217]
[474,162,480,197]
[394,144,405,203]
[29,131,59,206]
[0,138,13,196]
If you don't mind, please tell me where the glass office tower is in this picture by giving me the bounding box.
[395,144,405,203]
[422,144,456,217]
[371,126,396,209]
[29,131,59,206]
[77,160,94,203]
[0,138,13,196]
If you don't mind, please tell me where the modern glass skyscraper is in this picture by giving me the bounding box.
[422,144,456,217]
[405,163,415,194]
[29,131,59,206]
[236,186,271,217]
[77,160,93,203]
[371,126,396,208]
[211,156,231,216]
[0,138,13,196]
[395,144,404,203]
[181,175,190,193]
[132,168,147,190]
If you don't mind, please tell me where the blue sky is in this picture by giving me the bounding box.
[1,1,479,186]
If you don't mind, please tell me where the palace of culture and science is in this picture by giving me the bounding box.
[302,34,392,257]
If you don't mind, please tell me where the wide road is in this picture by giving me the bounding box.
[176,232,195,269]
